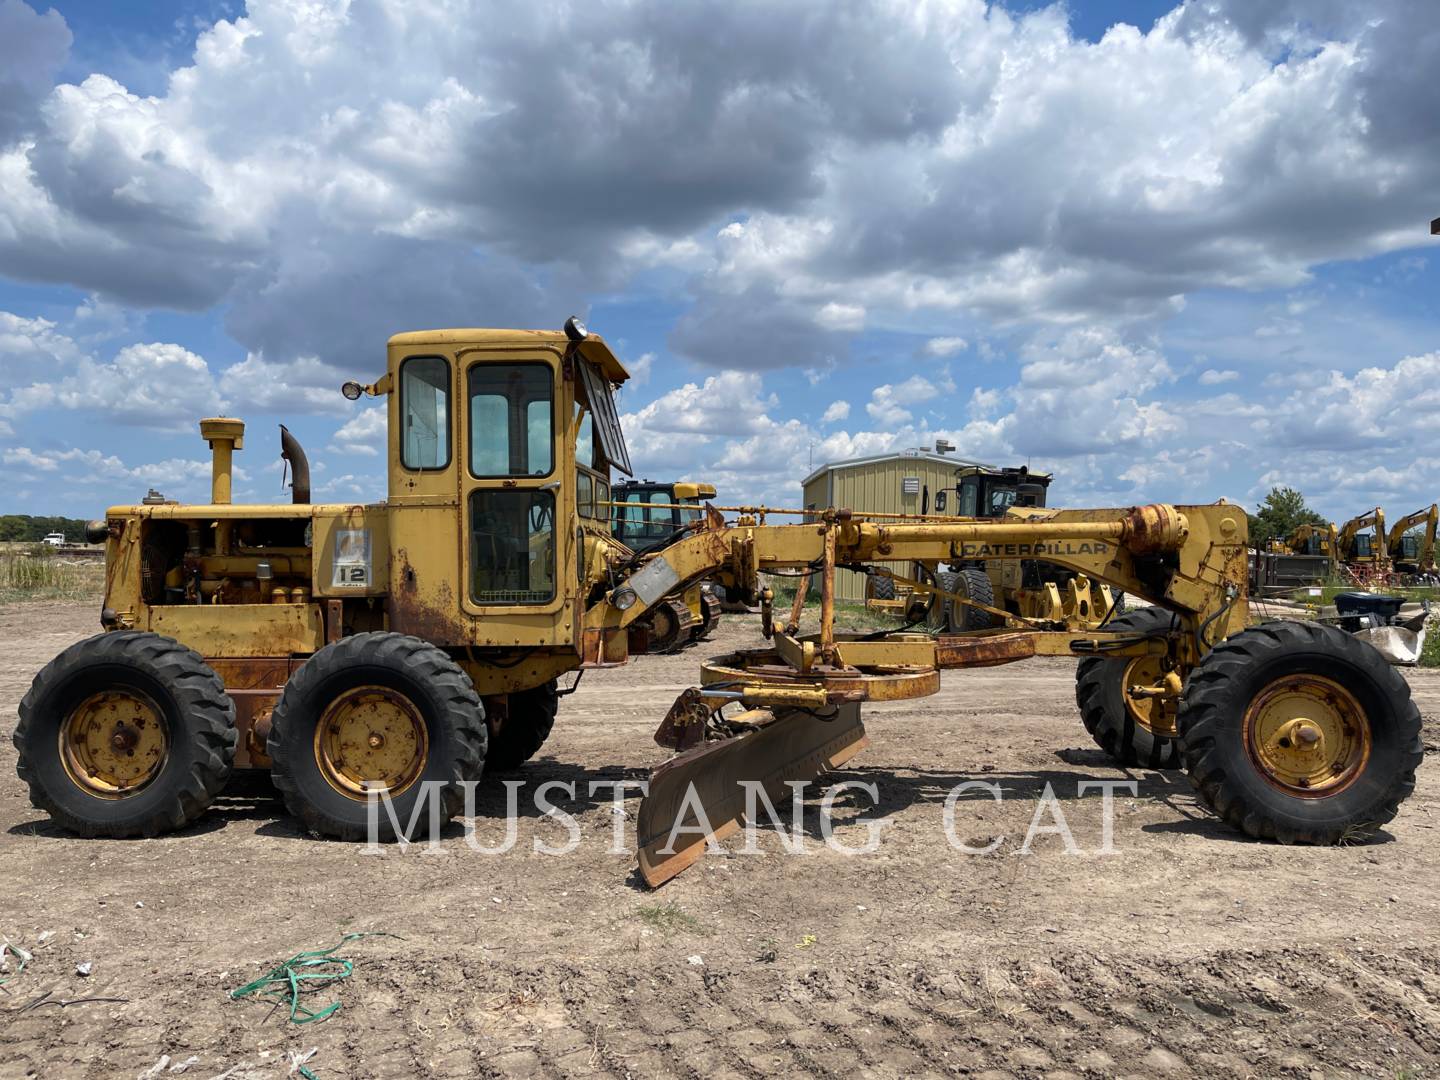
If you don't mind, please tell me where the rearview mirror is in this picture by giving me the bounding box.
[934,491,947,512]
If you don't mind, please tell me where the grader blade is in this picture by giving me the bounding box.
[636,702,868,887]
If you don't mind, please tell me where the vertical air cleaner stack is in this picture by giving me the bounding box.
[199,417,245,504]
[199,417,245,555]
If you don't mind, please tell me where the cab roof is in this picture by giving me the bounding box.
[387,328,630,383]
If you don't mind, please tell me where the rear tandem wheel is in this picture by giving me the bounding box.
[267,632,487,841]
[14,631,236,837]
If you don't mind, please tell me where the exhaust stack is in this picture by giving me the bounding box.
[279,425,310,504]
[199,417,245,505]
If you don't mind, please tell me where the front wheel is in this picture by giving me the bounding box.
[268,633,487,841]
[1179,621,1422,844]
[1075,606,1182,768]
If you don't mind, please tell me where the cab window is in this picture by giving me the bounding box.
[575,411,595,469]
[399,356,450,470]
[988,487,1017,516]
[646,491,672,539]
[470,490,555,604]
[468,363,553,478]
[957,477,979,518]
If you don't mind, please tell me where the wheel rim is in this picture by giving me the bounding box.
[1243,674,1371,797]
[314,686,429,800]
[1121,654,1174,737]
[60,689,170,799]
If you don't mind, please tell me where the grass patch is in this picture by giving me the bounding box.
[762,575,905,633]
[1288,584,1440,606]
[634,901,710,936]
[0,552,105,604]
[1421,627,1440,669]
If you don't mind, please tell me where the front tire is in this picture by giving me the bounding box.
[267,633,486,841]
[932,568,996,632]
[15,632,235,837]
[1179,621,1422,844]
[1075,606,1182,768]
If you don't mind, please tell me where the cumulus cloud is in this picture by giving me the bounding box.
[3,444,222,497]
[922,337,968,357]
[0,317,224,431]
[0,0,1438,516]
[0,0,71,145]
[220,353,352,414]
[866,375,938,426]
[0,0,1430,381]
[821,400,850,424]
[327,405,386,457]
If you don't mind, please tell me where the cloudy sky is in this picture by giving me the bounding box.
[0,0,1436,521]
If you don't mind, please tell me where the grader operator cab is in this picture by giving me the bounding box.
[15,322,1424,886]
[924,465,1121,634]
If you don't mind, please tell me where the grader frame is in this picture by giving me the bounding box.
[15,323,1423,885]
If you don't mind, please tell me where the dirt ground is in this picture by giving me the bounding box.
[2,600,1439,1080]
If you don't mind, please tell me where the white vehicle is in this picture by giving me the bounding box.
[41,533,66,547]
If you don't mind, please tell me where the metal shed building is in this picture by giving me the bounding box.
[800,449,984,603]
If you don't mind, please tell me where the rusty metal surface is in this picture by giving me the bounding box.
[699,649,940,702]
[653,687,712,751]
[933,632,1039,668]
[637,702,868,887]
[1121,504,1189,555]
[205,657,297,769]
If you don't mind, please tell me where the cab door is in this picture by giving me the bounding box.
[457,345,577,648]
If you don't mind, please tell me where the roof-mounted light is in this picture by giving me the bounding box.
[564,315,588,342]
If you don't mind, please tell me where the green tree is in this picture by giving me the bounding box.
[1247,487,1327,545]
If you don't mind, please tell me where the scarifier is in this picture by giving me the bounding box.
[14,321,1423,886]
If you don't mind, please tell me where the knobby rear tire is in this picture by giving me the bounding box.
[267,632,486,842]
[15,631,235,837]
[485,679,559,772]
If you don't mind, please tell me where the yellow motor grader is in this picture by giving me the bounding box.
[611,478,723,651]
[15,322,1423,886]
[915,465,1121,635]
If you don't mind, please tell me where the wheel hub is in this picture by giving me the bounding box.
[1244,674,1370,796]
[314,686,428,800]
[60,690,169,798]
[1122,654,1176,738]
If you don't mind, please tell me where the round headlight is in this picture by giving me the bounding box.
[341,381,364,400]
[611,586,638,611]
[564,316,588,342]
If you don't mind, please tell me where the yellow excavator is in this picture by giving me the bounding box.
[1268,522,1338,560]
[1386,504,1439,584]
[1337,507,1389,583]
